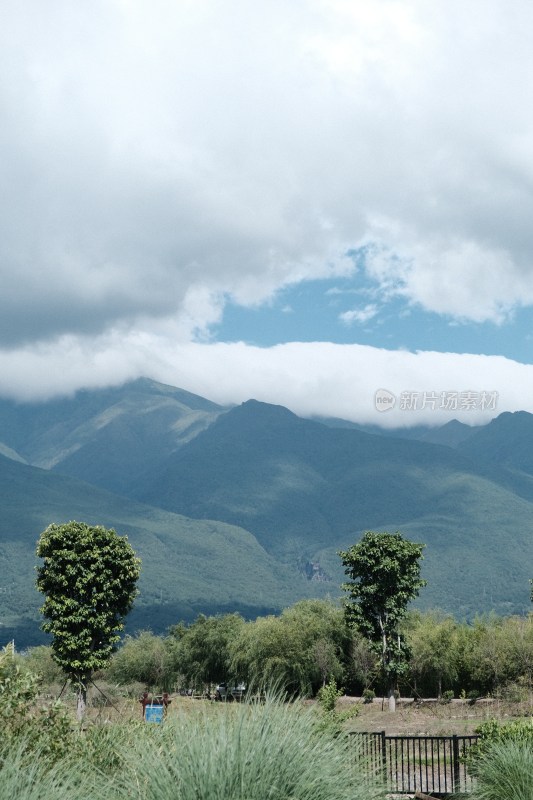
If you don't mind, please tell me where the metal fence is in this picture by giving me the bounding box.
[351,731,480,796]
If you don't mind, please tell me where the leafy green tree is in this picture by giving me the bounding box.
[229,599,350,695]
[339,531,426,711]
[36,521,141,720]
[174,613,245,690]
[312,638,341,688]
[405,610,459,697]
[107,630,176,691]
[349,635,379,692]
[229,614,311,693]
[503,615,533,694]
[461,614,533,696]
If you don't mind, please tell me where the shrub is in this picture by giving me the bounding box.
[317,678,343,712]
[0,643,73,762]
[467,689,481,704]
[467,716,533,783]
[471,741,533,800]
[475,718,533,751]
[24,645,64,687]
[496,681,529,703]
[88,681,124,708]
[440,689,454,704]
[362,688,376,703]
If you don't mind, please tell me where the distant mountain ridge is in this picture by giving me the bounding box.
[0,378,532,645]
[317,416,481,448]
[132,399,533,617]
[0,378,225,495]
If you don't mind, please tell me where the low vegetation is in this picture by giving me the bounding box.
[78,604,533,702]
[470,742,533,800]
[4,644,533,799]
[468,720,533,800]
[2,519,531,797]
[0,660,385,800]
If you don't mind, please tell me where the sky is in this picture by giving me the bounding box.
[2,0,533,427]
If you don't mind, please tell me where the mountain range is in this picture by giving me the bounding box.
[0,377,532,646]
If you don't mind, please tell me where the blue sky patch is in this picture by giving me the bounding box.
[215,273,533,364]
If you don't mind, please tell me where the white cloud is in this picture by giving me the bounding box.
[339,304,379,325]
[0,333,530,429]
[2,0,533,352]
[361,227,532,323]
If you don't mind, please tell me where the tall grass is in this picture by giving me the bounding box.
[0,696,384,800]
[115,695,384,800]
[0,742,93,800]
[472,741,533,800]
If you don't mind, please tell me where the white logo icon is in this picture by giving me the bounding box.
[374,388,396,412]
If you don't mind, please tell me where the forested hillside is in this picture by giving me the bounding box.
[1,378,532,645]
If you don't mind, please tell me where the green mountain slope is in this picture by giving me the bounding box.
[456,411,533,503]
[2,382,532,635]
[0,453,326,648]
[134,400,533,618]
[458,411,533,474]
[0,378,224,495]
[317,416,481,448]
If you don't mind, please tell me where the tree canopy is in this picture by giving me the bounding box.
[36,521,140,718]
[229,599,350,695]
[173,613,245,689]
[339,530,426,710]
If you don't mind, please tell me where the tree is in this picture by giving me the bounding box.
[350,635,379,692]
[107,630,176,691]
[36,521,141,720]
[174,613,245,691]
[405,610,459,697]
[339,531,426,711]
[229,599,350,695]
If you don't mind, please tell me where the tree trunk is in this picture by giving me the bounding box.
[76,679,87,722]
[388,684,396,712]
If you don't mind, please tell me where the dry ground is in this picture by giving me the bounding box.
[339,695,533,736]
[43,681,533,735]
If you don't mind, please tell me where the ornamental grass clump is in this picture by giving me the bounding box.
[118,695,384,800]
[0,742,93,800]
[471,741,533,800]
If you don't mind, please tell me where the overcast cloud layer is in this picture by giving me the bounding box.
[1,0,533,422]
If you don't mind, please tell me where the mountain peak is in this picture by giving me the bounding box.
[238,399,298,418]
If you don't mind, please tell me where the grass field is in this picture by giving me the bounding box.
[1,692,386,800]
[41,681,533,736]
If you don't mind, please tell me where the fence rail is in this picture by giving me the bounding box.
[351,731,480,796]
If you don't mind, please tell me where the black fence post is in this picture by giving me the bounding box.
[380,730,387,786]
[452,734,460,793]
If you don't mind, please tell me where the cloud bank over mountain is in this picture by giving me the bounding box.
[1,334,531,428]
[2,0,533,419]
